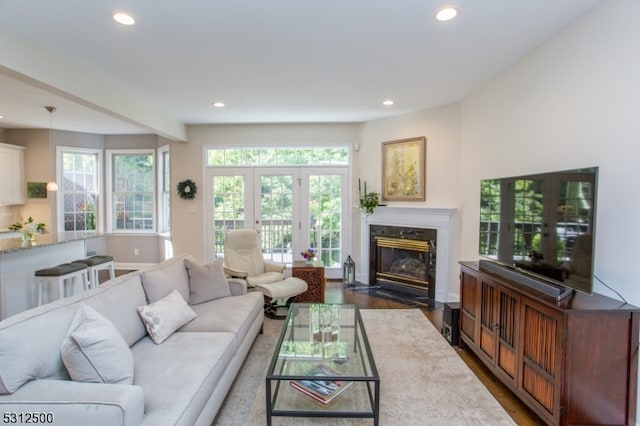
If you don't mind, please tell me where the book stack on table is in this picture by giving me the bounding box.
[290,364,353,405]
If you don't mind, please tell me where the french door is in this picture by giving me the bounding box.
[205,166,349,277]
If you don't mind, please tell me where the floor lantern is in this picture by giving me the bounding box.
[343,255,355,287]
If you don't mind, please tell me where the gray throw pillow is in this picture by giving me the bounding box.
[137,290,197,344]
[140,257,191,303]
[60,304,134,384]
[184,258,232,305]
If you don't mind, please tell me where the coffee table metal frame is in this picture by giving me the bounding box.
[265,303,380,425]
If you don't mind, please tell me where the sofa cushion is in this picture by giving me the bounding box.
[83,273,148,346]
[184,258,232,305]
[137,290,197,344]
[0,301,77,394]
[0,379,145,426]
[61,305,134,385]
[140,255,191,303]
[181,291,263,337]
[246,271,285,286]
[131,332,236,426]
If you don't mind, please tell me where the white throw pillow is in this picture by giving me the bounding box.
[137,290,197,344]
[60,305,134,384]
[184,258,232,305]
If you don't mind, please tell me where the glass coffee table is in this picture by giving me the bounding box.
[265,303,379,425]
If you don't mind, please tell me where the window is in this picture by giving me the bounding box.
[57,147,101,232]
[107,150,155,232]
[205,149,350,278]
[157,146,170,234]
[207,147,349,166]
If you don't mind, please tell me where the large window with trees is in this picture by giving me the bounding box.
[107,150,155,232]
[205,147,350,277]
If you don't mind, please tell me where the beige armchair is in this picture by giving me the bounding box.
[223,229,308,318]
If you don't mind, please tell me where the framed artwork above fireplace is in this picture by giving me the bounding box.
[381,136,426,201]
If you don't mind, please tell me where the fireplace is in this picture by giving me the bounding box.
[359,207,456,302]
[369,225,437,300]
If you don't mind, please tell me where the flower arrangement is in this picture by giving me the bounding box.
[9,217,45,242]
[9,217,46,233]
[358,179,379,216]
[300,248,317,260]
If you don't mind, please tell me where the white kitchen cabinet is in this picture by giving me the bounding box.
[0,143,25,205]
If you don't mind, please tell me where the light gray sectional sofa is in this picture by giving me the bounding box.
[0,253,264,426]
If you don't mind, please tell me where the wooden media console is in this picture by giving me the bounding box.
[459,262,639,425]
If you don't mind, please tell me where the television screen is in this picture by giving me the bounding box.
[479,167,598,294]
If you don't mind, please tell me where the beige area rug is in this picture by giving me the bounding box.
[213,309,515,425]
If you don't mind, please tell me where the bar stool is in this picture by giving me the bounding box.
[35,263,89,306]
[72,255,115,288]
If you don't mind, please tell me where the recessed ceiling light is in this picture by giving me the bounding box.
[435,7,458,22]
[113,12,136,26]
[0,115,4,119]
[212,102,225,108]
[382,100,394,106]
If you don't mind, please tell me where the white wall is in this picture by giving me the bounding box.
[356,104,462,299]
[460,0,640,306]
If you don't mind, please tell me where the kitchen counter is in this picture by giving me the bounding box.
[0,231,102,254]
[0,232,105,319]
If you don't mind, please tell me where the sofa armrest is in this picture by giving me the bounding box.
[0,379,144,426]
[227,278,248,295]
[264,261,285,273]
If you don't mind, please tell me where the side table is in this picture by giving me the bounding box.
[292,260,325,303]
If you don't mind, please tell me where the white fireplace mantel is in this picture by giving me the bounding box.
[359,206,457,302]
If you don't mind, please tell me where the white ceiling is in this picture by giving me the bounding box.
[0,0,601,138]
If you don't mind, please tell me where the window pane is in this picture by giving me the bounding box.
[309,174,343,267]
[212,175,246,257]
[207,147,349,166]
[260,174,293,264]
[61,151,99,231]
[112,152,154,232]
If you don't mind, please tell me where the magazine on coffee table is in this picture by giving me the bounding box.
[290,364,353,405]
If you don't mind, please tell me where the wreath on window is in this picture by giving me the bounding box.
[177,179,197,200]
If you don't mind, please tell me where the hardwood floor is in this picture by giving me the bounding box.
[324,279,545,426]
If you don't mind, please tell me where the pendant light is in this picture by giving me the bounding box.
[45,106,58,191]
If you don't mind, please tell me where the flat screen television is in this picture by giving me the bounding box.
[478,167,598,299]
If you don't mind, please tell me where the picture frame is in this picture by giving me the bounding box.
[27,182,47,199]
[382,137,426,201]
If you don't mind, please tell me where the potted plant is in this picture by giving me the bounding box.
[358,179,379,216]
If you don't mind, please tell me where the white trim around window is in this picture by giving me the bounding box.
[157,144,171,235]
